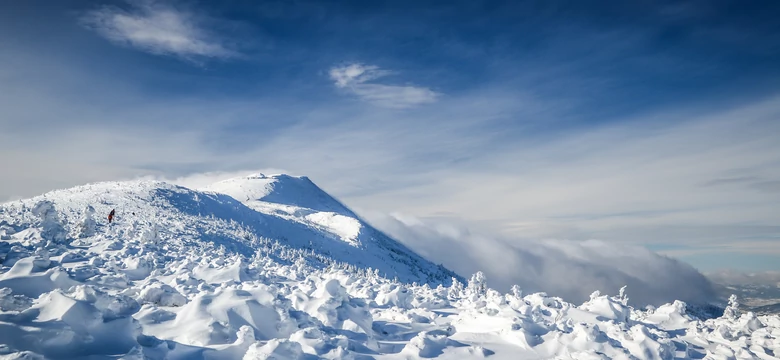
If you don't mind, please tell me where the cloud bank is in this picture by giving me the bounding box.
[366,212,717,307]
[81,0,235,60]
[329,63,439,108]
[706,269,780,287]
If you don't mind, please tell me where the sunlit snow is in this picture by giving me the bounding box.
[0,175,778,359]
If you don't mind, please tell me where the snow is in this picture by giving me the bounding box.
[0,175,778,359]
[204,174,355,216]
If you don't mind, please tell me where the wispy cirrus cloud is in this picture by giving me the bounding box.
[81,0,235,60]
[329,63,439,108]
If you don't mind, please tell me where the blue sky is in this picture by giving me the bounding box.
[1,0,779,272]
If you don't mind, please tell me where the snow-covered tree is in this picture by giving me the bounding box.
[467,271,488,297]
[435,284,447,298]
[617,286,629,305]
[77,205,97,238]
[724,294,740,320]
[140,223,160,245]
[31,200,66,244]
[448,277,464,299]
[510,284,523,299]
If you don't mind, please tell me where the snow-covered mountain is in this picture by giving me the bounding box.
[1,174,779,359]
[2,174,456,286]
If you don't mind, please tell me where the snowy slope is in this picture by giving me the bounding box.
[204,174,356,216]
[0,176,455,286]
[204,174,371,248]
[0,175,779,359]
[202,174,460,284]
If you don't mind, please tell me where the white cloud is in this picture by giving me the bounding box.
[329,63,439,108]
[82,0,235,60]
[330,64,391,87]
[706,269,780,286]
[364,212,716,307]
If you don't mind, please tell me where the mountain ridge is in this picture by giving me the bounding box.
[0,174,458,286]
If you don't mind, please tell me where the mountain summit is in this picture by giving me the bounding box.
[204,174,356,216]
[203,173,458,283]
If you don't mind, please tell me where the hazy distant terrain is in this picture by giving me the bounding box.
[708,270,780,315]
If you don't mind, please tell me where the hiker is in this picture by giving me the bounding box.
[108,209,115,223]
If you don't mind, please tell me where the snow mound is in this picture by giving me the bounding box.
[0,176,778,359]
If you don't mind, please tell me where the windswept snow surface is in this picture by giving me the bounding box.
[0,175,778,359]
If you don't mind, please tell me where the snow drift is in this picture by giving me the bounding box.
[0,174,778,359]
